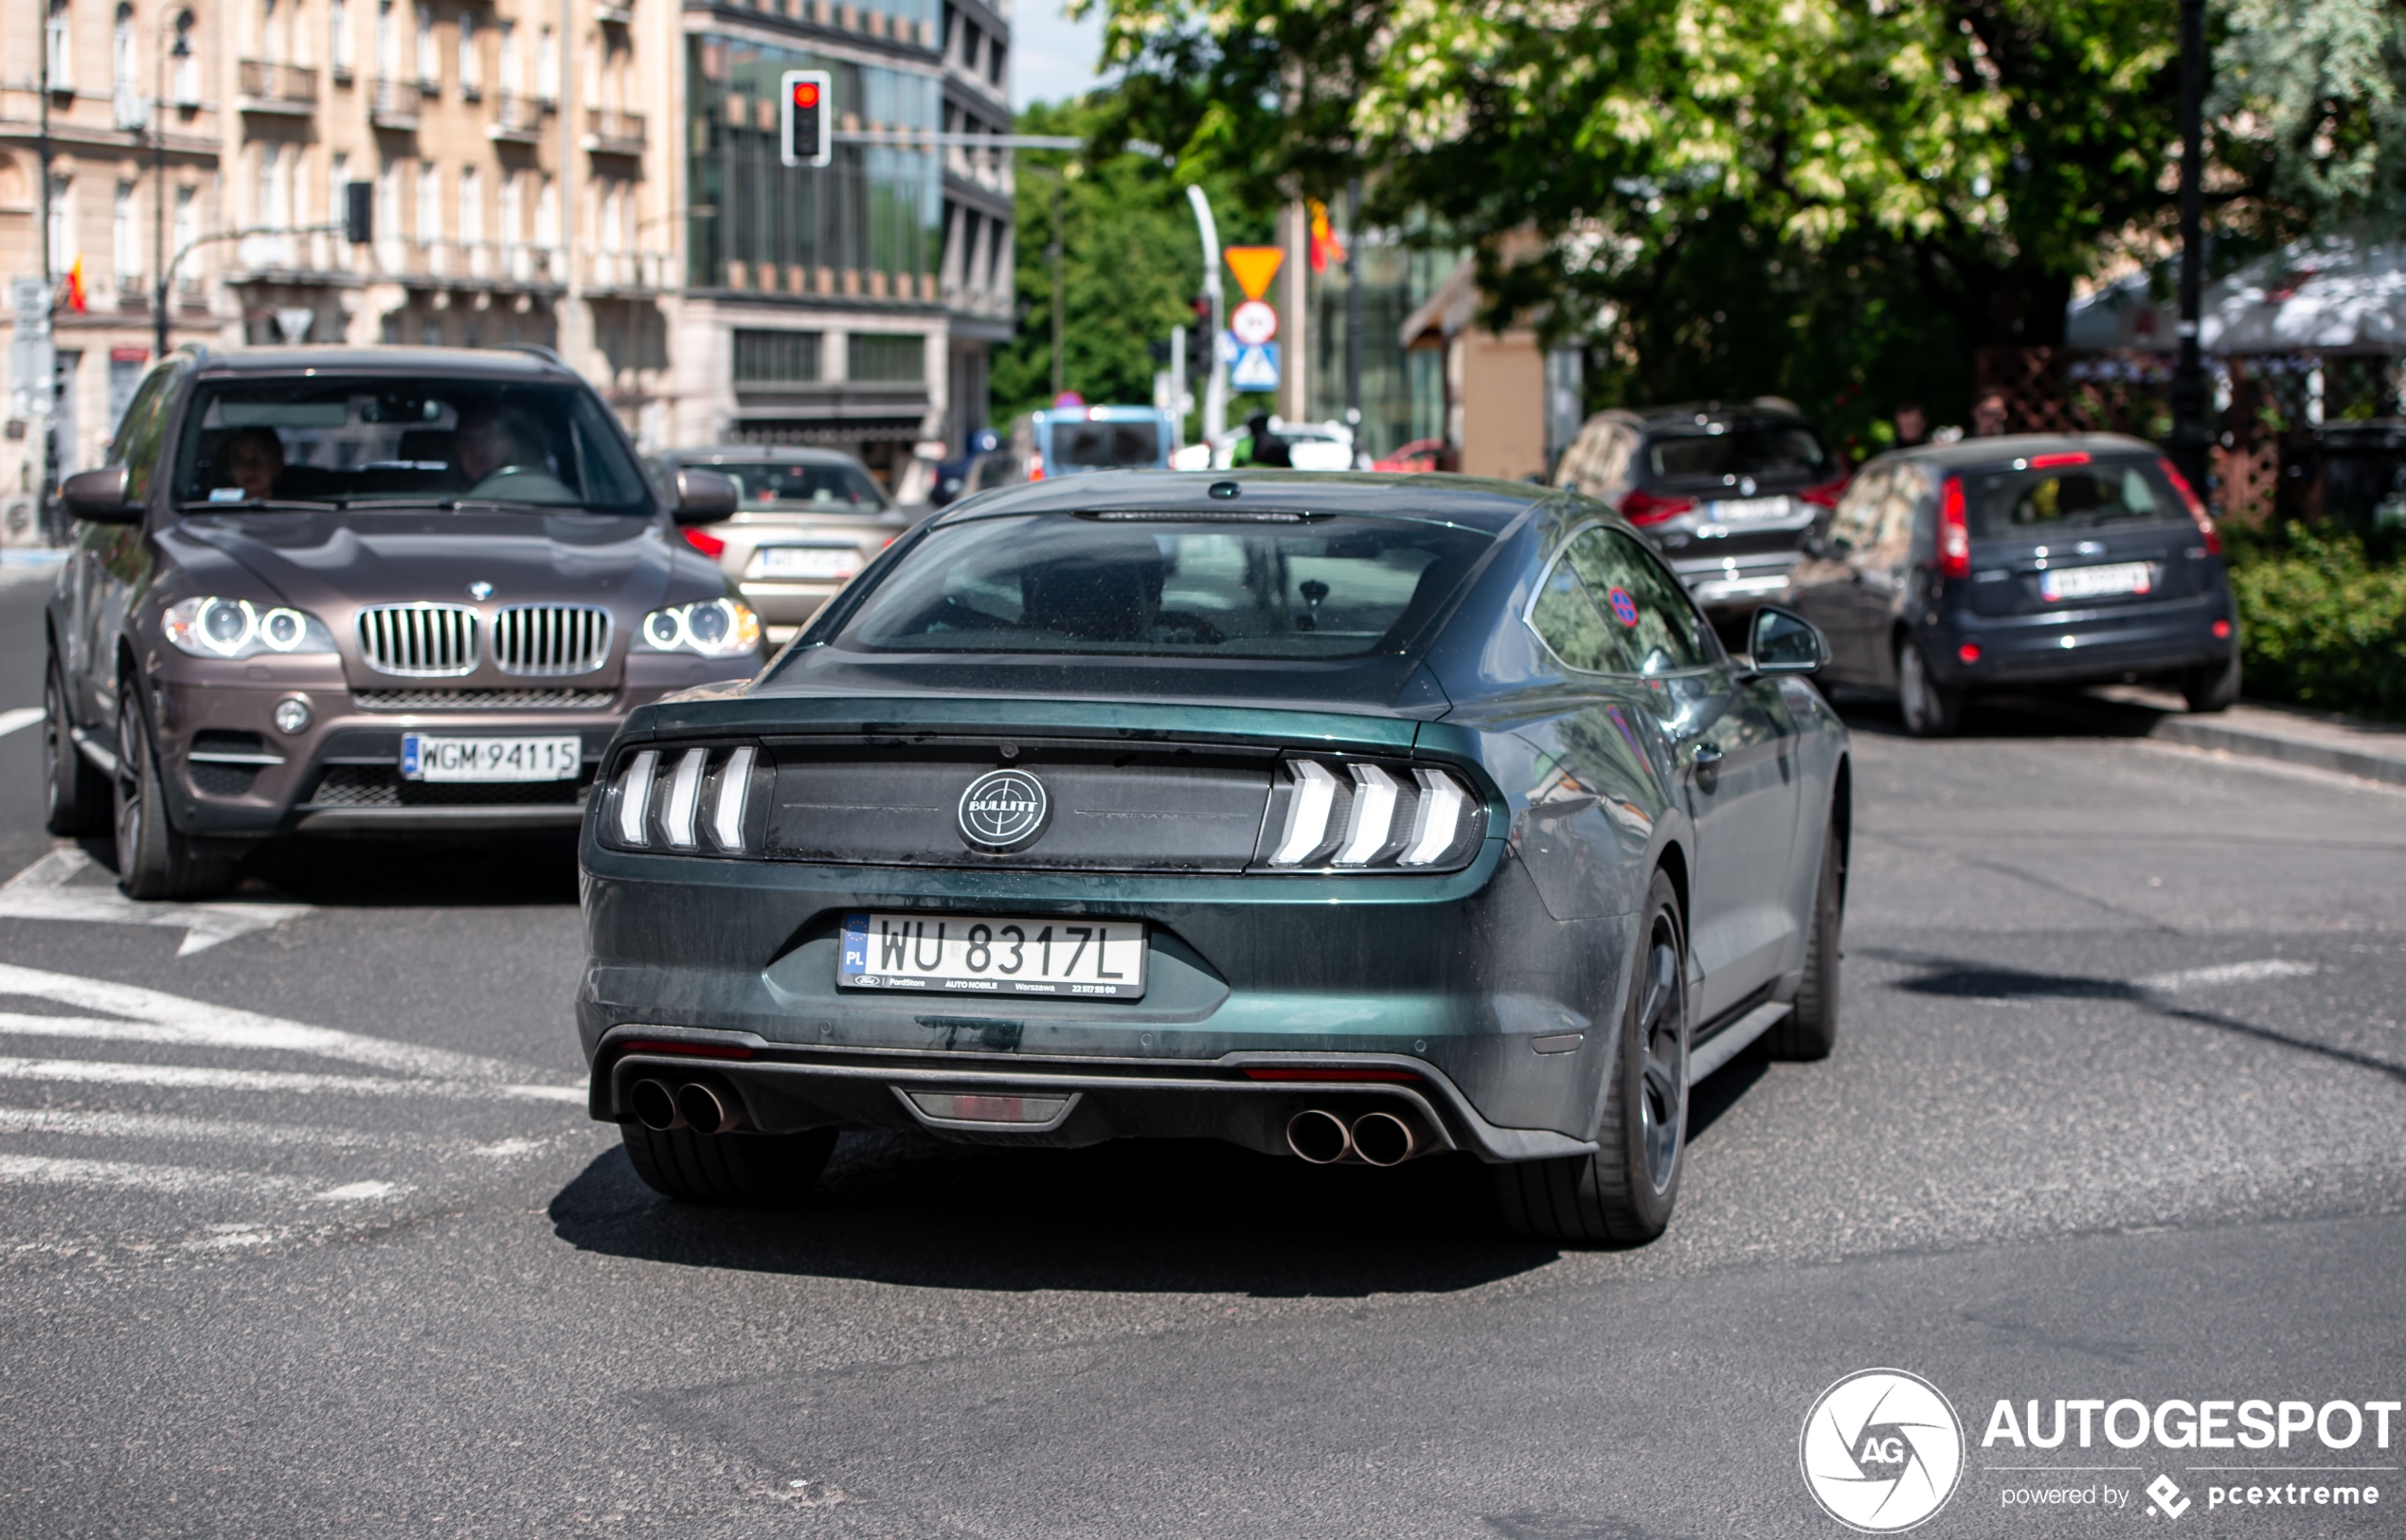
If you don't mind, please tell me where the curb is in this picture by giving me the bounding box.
[2148,712,2406,789]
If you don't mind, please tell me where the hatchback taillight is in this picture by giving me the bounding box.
[1935,476,1971,580]
[1798,473,1851,510]
[603,743,766,853]
[2157,456,2221,555]
[1619,488,1697,526]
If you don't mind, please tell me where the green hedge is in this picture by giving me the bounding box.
[2225,528,2406,722]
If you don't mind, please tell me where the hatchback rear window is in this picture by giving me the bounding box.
[1646,426,1829,481]
[1050,421,1163,471]
[835,512,1489,659]
[1963,460,2182,538]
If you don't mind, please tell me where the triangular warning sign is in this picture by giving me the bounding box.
[1224,245,1284,303]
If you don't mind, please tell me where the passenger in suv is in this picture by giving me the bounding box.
[41,345,760,900]
[1785,434,2239,735]
[1554,401,1850,614]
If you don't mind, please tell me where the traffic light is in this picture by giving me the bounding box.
[781,69,831,169]
[345,181,373,244]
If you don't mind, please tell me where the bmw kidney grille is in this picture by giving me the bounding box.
[493,605,612,676]
[357,604,480,677]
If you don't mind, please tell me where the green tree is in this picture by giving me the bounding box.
[990,98,1275,428]
[2214,0,2406,234]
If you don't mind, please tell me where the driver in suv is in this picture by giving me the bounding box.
[41,345,761,900]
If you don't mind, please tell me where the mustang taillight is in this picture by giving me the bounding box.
[1258,758,1484,871]
[604,743,764,853]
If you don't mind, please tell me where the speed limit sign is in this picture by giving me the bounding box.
[1229,299,1278,347]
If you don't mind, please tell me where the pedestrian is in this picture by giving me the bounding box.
[1970,390,2008,438]
[1891,402,1930,449]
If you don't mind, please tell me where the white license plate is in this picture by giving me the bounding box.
[757,546,860,581]
[839,911,1147,999]
[400,734,582,782]
[1705,495,1793,523]
[2041,562,2152,601]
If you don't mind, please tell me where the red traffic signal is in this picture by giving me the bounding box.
[781,69,831,169]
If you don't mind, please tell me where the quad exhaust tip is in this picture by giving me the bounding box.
[1285,1107,1424,1166]
[629,1077,748,1135]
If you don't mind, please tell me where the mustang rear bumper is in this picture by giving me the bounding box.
[592,1028,1598,1163]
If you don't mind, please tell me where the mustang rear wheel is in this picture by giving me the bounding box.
[44,654,110,836]
[1762,809,1843,1061]
[113,693,240,901]
[1495,869,1688,1245]
[620,1123,839,1207]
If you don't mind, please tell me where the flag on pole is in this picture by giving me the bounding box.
[1307,201,1345,273]
[63,257,87,314]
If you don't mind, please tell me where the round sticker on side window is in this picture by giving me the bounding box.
[1606,586,1641,627]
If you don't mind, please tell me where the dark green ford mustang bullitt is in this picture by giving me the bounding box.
[576,470,1849,1243]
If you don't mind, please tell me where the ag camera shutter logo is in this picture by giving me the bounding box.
[1801,1369,1965,1531]
[957,769,1050,852]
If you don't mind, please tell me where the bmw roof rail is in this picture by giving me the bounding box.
[505,343,568,368]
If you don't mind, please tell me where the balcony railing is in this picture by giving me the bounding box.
[239,59,320,112]
[586,248,673,292]
[367,239,567,288]
[488,91,546,144]
[584,106,646,153]
[369,76,422,129]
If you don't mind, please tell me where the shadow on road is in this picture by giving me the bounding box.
[81,829,583,907]
[1831,687,2174,743]
[548,1130,1569,1296]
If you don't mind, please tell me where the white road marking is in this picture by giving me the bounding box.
[0,962,540,1081]
[0,1106,388,1145]
[0,1152,306,1196]
[314,1180,400,1201]
[0,707,42,739]
[2141,959,2321,992]
[0,846,314,956]
[0,1055,581,1101]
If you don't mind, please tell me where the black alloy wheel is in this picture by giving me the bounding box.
[1895,636,1964,738]
[1495,868,1689,1245]
[620,1122,840,1207]
[43,654,109,836]
[113,691,238,902]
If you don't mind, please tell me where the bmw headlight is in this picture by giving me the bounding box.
[161,597,339,659]
[637,598,763,658]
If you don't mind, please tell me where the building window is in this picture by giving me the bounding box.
[330,0,351,74]
[458,10,478,96]
[498,170,522,247]
[534,173,557,247]
[536,24,557,101]
[848,333,924,384]
[986,39,1004,87]
[45,1,73,89]
[113,181,137,287]
[416,161,439,244]
[497,20,516,95]
[172,12,198,100]
[47,176,72,277]
[329,151,350,236]
[458,164,480,246]
[415,3,436,87]
[732,330,822,385]
[172,186,197,281]
[113,5,135,103]
[260,0,281,63]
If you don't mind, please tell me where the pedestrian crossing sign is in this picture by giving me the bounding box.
[1230,343,1280,392]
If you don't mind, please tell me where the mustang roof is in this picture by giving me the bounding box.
[938,469,1561,535]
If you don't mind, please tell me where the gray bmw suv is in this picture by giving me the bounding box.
[42,345,758,900]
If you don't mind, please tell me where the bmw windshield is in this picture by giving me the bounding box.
[168,378,654,515]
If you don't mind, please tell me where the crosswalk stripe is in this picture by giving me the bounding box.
[0,1154,409,1202]
[0,1056,583,1101]
[0,963,539,1081]
[0,1106,393,1145]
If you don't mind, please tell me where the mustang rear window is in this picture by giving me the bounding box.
[835,513,1490,658]
[168,378,653,514]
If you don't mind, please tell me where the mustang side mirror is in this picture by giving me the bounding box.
[62,466,140,524]
[671,469,739,526]
[1746,604,1827,677]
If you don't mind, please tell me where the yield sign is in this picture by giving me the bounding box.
[1223,245,1284,303]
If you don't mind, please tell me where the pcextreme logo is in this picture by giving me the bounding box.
[1801,1369,1966,1532]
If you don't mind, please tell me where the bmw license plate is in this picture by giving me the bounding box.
[839,911,1147,999]
[400,734,582,782]
[757,546,860,581]
[2040,562,2152,601]
[1704,495,1793,523]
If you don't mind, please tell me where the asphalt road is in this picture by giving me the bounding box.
[1,564,2400,1539]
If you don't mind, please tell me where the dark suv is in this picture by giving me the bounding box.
[1553,401,1849,612]
[42,345,757,899]
[1785,433,2239,735]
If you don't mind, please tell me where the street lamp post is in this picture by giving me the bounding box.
[2167,0,2211,496]
[1184,184,1225,442]
[153,10,190,362]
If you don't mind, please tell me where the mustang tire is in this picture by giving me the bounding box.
[44,654,110,836]
[113,693,240,901]
[1896,637,1964,738]
[1762,810,1844,1061]
[1495,869,1688,1245]
[620,1123,839,1207]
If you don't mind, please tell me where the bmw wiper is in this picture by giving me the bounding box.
[179,497,340,512]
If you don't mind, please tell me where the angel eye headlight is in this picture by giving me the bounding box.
[162,598,337,659]
[637,599,761,658]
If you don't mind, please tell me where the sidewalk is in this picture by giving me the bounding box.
[2092,685,2406,788]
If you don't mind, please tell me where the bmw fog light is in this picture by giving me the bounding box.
[272,696,314,735]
